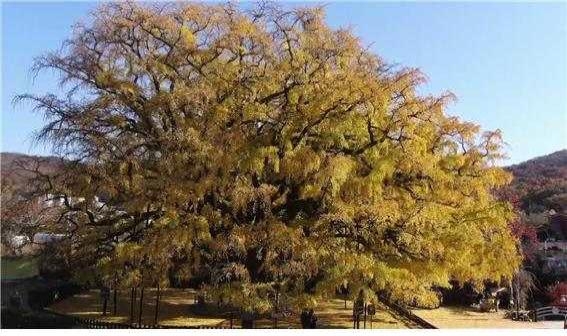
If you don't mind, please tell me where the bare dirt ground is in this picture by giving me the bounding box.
[48,289,416,328]
[412,306,564,329]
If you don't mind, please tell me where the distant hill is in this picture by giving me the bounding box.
[504,149,567,240]
[505,149,567,213]
[1,152,63,192]
[507,149,567,195]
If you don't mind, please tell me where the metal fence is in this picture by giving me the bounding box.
[534,306,567,322]
[377,294,437,329]
[68,314,233,329]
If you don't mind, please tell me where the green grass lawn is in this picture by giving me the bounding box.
[1,257,39,280]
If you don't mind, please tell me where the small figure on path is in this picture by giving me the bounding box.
[100,286,110,316]
[353,290,365,329]
[309,309,317,328]
[300,309,318,328]
[300,309,311,328]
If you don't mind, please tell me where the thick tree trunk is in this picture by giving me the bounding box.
[102,296,108,316]
[153,284,160,326]
[353,300,356,329]
[363,303,367,329]
[273,289,279,328]
[113,288,117,315]
[514,283,519,315]
[130,288,136,325]
[241,311,255,329]
[138,287,145,326]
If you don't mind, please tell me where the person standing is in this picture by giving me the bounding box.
[101,287,110,316]
[309,309,317,328]
[353,290,365,329]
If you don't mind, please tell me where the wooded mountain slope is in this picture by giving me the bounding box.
[506,149,567,214]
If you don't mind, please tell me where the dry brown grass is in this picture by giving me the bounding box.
[412,306,564,329]
[48,289,412,329]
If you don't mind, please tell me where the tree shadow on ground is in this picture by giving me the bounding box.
[49,289,412,329]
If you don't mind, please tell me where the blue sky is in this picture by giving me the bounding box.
[2,1,566,165]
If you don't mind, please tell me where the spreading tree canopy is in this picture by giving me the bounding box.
[20,2,520,310]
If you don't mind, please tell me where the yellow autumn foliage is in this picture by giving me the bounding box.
[24,2,521,312]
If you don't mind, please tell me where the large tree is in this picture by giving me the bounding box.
[20,2,520,311]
